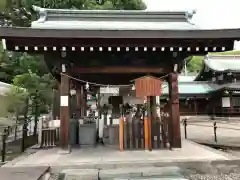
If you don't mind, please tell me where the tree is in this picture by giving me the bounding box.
[187,56,203,73]
[0,48,48,83]
[12,72,55,135]
[5,86,29,139]
[0,0,146,27]
[5,86,28,117]
[0,0,146,132]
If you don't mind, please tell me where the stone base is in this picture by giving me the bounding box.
[59,169,98,180]
[58,167,185,180]
[57,149,71,155]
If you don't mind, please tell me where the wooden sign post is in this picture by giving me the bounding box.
[134,76,162,150]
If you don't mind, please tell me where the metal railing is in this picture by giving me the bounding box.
[0,121,37,165]
[38,118,60,148]
[41,128,60,148]
[182,117,240,147]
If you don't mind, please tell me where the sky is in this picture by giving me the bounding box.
[143,0,240,29]
[143,0,240,49]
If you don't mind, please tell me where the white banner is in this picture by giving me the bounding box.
[222,97,230,107]
[100,87,119,94]
[60,96,68,106]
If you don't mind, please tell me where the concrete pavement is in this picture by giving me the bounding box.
[3,139,232,168]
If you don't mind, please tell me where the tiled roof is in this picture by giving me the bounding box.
[162,81,217,95]
[178,75,196,82]
[204,55,240,72]
[31,6,198,30]
[216,82,240,91]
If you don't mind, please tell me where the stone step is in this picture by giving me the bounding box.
[58,166,188,180]
[114,178,188,180]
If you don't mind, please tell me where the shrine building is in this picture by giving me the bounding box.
[1,6,240,151]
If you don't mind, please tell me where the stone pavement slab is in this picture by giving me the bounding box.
[0,166,49,180]
[58,167,187,180]
[3,140,232,168]
[100,166,184,179]
[59,169,99,180]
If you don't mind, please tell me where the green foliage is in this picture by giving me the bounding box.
[187,56,203,72]
[0,0,146,26]
[5,86,29,115]
[13,72,55,113]
[0,95,11,117]
[23,0,146,10]
[0,50,48,83]
[0,0,146,119]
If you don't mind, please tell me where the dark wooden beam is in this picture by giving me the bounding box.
[6,37,233,51]
[60,65,70,150]
[1,26,240,39]
[72,67,166,74]
[168,73,181,148]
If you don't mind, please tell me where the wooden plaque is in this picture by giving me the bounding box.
[134,76,162,97]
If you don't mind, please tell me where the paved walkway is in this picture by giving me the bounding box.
[3,139,233,168]
[0,166,49,180]
[183,120,240,147]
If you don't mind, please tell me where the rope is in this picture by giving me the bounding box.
[60,72,171,87]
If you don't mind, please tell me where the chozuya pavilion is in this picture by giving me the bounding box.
[1,5,240,151]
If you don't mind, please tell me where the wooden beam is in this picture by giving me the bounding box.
[72,67,165,74]
[147,96,152,151]
[168,73,181,148]
[60,65,70,149]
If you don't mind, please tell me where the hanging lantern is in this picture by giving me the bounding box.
[85,82,89,90]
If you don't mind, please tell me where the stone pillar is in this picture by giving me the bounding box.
[168,73,181,148]
[60,64,70,149]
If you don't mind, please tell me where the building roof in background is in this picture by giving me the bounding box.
[0,81,12,95]
[178,75,196,82]
[31,6,198,30]
[195,54,240,81]
[204,55,240,72]
[162,81,217,96]
[215,82,240,91]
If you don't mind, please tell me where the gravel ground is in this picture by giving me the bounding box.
[187,173,240,180]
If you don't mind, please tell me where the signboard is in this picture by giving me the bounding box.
[134,76,162,97]
[222,97,230,107]
[60,96,68,106]
[100,87,119,94]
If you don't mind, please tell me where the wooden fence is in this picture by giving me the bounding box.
[123,116,168,150]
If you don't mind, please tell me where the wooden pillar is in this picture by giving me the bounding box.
[80,85,85,117]
[147,96,152,150]
[60,65,70,149]
[229,92,233,117]
[83,89,87,116]
[52,83,60,119]
[194,97,198,115]
[76,87,81,119]
[168,73,181,148]
[119,105,124,151]
[151,96,157,120]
